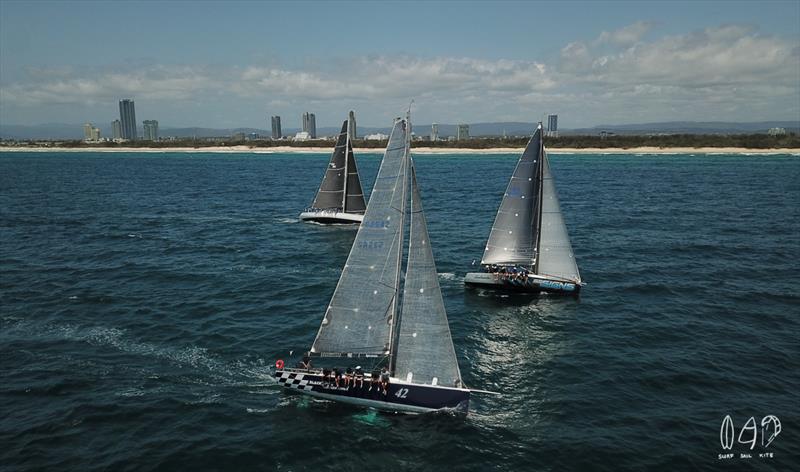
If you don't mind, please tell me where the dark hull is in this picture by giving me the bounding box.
[303,217,359,224]
[275,370,469,414]
[464,271,581,295]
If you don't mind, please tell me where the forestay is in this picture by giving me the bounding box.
[536,152,581,282]
[393,165,463,387]
[481,126,544,266]
[310,119,409,357]
[311,121,349,210]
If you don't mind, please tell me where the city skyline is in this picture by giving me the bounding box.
[1,1,798,129]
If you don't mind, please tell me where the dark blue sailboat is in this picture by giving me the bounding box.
[464,123,583,294]
[277,113,471,413]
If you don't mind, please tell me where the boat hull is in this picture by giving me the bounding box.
[299,210,364,225]
[275,369,469,414]
[464,271,581,295]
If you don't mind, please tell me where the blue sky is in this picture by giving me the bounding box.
[1,0,798,129]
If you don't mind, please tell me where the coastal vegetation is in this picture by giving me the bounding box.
[3,133,798,150]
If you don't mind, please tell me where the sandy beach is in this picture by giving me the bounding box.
[1,145,798,155]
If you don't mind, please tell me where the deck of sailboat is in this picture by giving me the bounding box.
[275,368,470,414]
[464,270,582,294]
[299,210,364,224]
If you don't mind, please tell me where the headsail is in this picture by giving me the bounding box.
[481,125,544,266]
[393,164,463,387]
[311,121,349,210]
[536,151,581,283]
[344,136,366,213]
[309,119,409,357]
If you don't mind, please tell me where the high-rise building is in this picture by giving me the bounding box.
[431,123,439,142]
[457,123,469,141]
[302,112,316,138]
[119,99,137,140]
[83,123,100,141]
[547,114,558,137]
[348,110,357,140]
[271,116,282,139]
[111,120,122,140]
[143,120,159,141]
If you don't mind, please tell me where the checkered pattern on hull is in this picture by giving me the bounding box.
[276,371,313,391]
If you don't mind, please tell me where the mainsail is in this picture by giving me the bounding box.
[309,119,409,357]
[311,121,349,210]
[481,126,544,265]
[393,164,463,387]
[536,152,581,282]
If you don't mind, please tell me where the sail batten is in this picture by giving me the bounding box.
[309,119,409,357]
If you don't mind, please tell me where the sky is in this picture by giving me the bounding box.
[1,0,799,130]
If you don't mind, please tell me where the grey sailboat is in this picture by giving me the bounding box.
[276,113,472,413]
[299,119,366,224]
[464,123,583,294]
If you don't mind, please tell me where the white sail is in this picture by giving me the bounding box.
[393,164,463,387]
[536,151,581,283]
[309,119,409,357]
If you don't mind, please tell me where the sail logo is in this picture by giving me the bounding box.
[363,220,389,229]
[359,240,384,250]
[538,280,575,291]
[507,185,523,197]
[718,415,781,461]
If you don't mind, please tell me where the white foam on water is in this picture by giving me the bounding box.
[438,272,456,281]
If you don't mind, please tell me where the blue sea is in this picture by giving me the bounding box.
[1,150,798,471]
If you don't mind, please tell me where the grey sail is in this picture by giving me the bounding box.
[393,164,463,387]
[344,140,366,213]
[309,119,409,357]
[536,151,581,282]
[311,121,349,210]
[481,127,544,265]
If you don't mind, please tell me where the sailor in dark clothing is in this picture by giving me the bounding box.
[333,367,341,387]
[380,367,390,395]
[322,368,331,386]
[370,370,381,391]
[298,356,311,370]
[344,367,354,388]
[354,366,364,389]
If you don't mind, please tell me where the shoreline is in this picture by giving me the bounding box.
[1,145,798,155]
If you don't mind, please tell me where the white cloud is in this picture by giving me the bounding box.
[1,22,797,127]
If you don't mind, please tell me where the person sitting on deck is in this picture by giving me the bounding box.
[370,370,381,391]
[344,367,354,388]
[380,367,390,395]
[354,366,364,389]
[322,368,331,386]
[333,367,341,387]
[298,356,311,370]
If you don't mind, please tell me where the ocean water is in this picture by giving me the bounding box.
[1,150,798,471]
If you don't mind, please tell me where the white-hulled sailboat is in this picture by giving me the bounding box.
[276,112,474,414]
[299,119,366,224]
[464,123,583,295]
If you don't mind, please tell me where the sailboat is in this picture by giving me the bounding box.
[299,119,366,224]
[464,123,583,295]
[275,113,472,414]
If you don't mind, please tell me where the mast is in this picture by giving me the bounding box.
[388,112,411,374]
[533,123,545,274]
[343,118,350,212]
